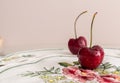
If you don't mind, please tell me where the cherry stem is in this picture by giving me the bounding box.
[90,12,98,48]
[74,11,87,39]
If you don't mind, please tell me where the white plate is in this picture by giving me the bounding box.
[0,48,120,83]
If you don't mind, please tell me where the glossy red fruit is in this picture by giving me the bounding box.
[78,46,104,69]
[68,11,87,55]
[68,36,87,54]
[92,45,104,56]
[78,12,104,69]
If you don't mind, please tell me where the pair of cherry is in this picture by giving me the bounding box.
[68,11,104,69]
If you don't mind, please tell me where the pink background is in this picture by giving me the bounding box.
[0,0,120,54]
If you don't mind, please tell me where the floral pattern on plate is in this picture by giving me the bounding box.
[0,48,120,83]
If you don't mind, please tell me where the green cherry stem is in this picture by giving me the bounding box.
[74,11,87,39]
[90,12,98,48]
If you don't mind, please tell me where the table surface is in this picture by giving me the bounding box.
[0,48,120,83]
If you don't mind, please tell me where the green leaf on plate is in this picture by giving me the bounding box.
[73,61,80,65]
[55,68,60,73]
[49,66,54,71]
[58,62,72,67]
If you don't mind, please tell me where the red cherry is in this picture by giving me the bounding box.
[68,11,87,55]
[68,36,87,54]
[78,12,104,69]
[92,45,104,57]
[78,46,104,69]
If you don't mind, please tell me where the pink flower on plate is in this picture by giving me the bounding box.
[62,66,98,82]
[62,66,120,83]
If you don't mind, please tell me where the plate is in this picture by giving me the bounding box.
[0,48,120,83]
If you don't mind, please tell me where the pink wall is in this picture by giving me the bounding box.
[0,0,120,54]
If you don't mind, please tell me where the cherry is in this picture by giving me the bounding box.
[68,11,87,55]
[78,12,104,69]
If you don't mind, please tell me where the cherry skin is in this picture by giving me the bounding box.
[78,45,104,69]
[68,11,87,55]
[92,45,104,56]
[68,36,87,54]
[78,12,104,69]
